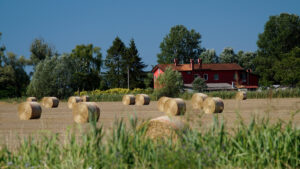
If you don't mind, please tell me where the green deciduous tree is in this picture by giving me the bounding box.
[122,39,146,89]
[199,49,219,63]
[0,33,29,97]
[255,13,300,86]
[237,51,257,71]
[274,47,300,87]
[27,55,76,98]
[144,73,153,88]
[219,47,238,63]
[30,38,56,69]
[192,77,207,92]
[153,67,183,97]
[70,44,102,91]
[157,25,203,64]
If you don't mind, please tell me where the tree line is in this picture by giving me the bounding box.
[0,13,300,98]
[0,35,147,98]
[157,13,300,87]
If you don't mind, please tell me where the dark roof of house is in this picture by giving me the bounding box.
[152,63,244,72]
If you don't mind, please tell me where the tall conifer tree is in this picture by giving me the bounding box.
[105,37,126,88]
[123,39,146,89]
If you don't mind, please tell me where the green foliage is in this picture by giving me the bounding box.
[0,34,29,98]
[105,37,146,89]
[157,25,203,64]
[255,13,300,86]
[199,48,219,63]
[144,73,153,88]
[70,44,102,91]
[27,55,76,98]
[192,77,207,92]
[153,67,183,98]
[0,65,16,97]
[0,116,298,168]
[219,47,238,63]
[74,88,154,102]
[29,38,56,69]
[123,39,146,89]
[105,37,126,88]
[237,51,257,71]
[274,47,300,87]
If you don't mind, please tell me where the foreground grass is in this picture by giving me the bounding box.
[0,115,299,169]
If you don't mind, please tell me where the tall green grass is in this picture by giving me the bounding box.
[0,115,299,168]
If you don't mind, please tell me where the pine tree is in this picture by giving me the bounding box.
[105,37,126,88]
[123,39,146,89]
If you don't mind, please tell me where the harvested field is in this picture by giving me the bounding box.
[0,98,299,146]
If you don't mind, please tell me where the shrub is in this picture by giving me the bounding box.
[153,67,183,98]
[192,77,207,92]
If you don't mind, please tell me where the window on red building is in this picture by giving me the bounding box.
[241,72,246,82]
[214,74,219,80]
[204,74,208,81]
[233,73,238,80]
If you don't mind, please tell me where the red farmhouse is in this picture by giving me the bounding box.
[151,59,258,90]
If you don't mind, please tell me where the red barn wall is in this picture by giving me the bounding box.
[153,68,258,88]
[181,70,239,84]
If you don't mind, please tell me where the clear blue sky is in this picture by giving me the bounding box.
[1,0,299,71]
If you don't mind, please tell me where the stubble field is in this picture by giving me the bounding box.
[0,98,299,146]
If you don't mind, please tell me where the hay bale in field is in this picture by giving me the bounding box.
[203,97,224,114]
[68,96,82,109]
[236,91,247,100]
[81,95,90,102]
[42,97,59,108]
[191,93,208,109]
[18,102,42,120]
[164,98,186,116]
[135,94,150,105]
[157,96,171,112]
[142,115,187,140]
[72,102,100,123]
[26,97,37,102]
[122,94,135,105]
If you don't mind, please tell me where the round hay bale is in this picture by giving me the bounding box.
[68,96,82,109]
[164,98,186,116]
[157,96,171,112]
[236,91,247,100]
[203,97,224,114]
[42,97,59,108]
[26,97,37,102]
[81,95,90,102]
[122,95,135,105]
[135,94,150,105]
[143,115,187,140]
[191,93,208,109]
[72,102,100,123]
[18,102,42,120]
